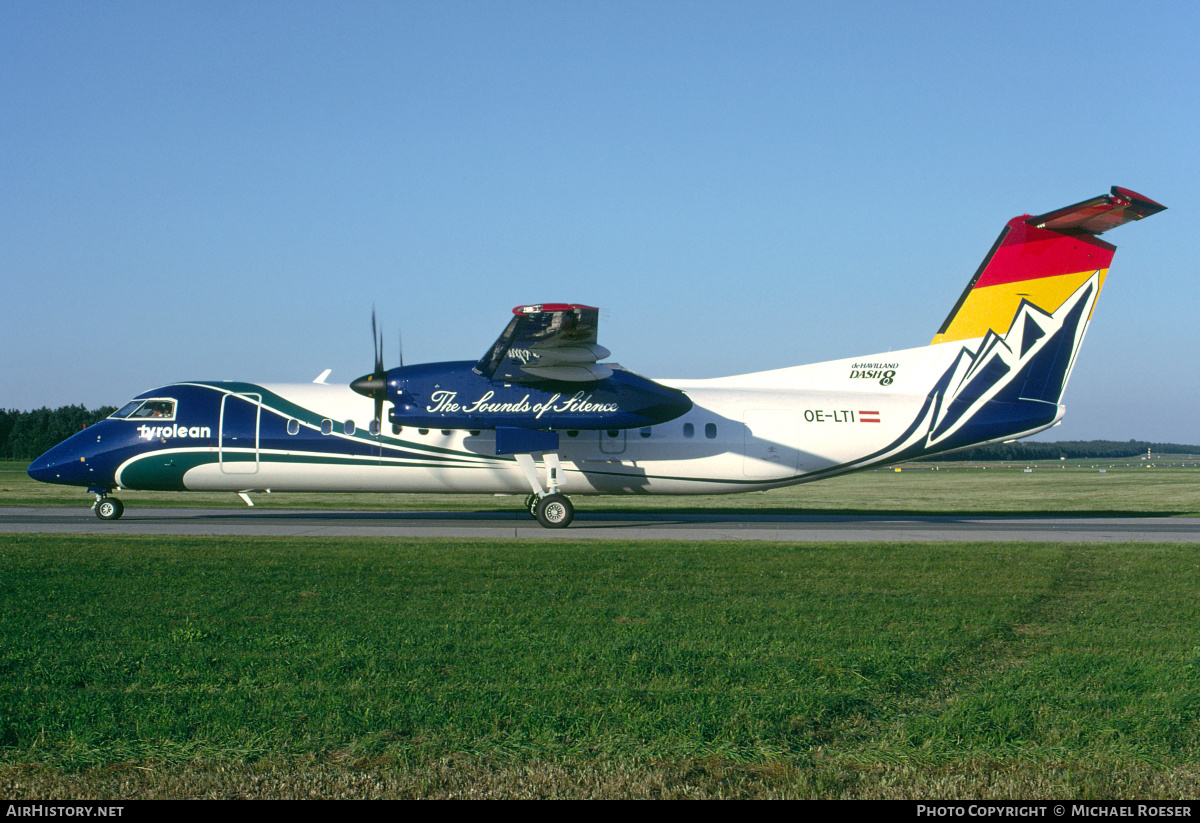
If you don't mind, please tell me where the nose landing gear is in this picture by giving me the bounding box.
[91,490,124,521]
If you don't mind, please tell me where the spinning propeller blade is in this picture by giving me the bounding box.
[350,307,388,429]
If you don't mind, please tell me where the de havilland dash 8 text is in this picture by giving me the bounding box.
[29,187,1165,527]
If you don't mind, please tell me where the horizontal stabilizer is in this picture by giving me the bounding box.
[1027,187,1166,235]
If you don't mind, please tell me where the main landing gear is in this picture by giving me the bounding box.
[515,453,575,528]
[524,492,575,528]
[92,491,124,521]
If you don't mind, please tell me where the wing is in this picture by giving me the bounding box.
[474,304,613,383]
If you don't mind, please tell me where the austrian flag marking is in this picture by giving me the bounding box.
[859,411,881,423]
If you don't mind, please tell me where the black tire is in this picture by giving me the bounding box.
[535,493,574,529]
[95,497,124,521]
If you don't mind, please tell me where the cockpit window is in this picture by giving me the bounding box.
[110,401,143,419]
[110,399,176,420]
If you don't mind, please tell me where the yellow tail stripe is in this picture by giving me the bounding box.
[932,268,1106,345]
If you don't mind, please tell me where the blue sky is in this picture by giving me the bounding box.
[3,1,1196,442]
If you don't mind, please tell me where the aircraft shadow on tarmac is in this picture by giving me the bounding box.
[151,508,1177,528]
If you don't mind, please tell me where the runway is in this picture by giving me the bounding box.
[3,506,1199,542]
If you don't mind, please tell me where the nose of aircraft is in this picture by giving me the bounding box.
[28,439,91,486]
[27,425,118,488]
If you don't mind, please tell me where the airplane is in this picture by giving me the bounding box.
[28,186,1165,528]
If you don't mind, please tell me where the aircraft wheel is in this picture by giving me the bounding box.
[95,497,124,521]
[535,493,574,529]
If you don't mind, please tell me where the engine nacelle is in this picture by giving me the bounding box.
[386,361,692,431]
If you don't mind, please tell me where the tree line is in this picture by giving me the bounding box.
[920,439,1200,462]
[1,406,117,460]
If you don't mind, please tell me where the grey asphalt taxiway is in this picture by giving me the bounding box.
[2,506,1199,542]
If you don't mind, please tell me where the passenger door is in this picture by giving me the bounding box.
[219,393,261,474]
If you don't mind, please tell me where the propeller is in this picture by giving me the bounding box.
[350,308,389,430]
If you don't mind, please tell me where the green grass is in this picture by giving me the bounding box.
[4,459,1200,516]
[3,535,1199,798]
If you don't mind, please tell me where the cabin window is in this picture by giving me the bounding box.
[441,429,451,436]
[287,419,300,436]
[392,424,402,435]
[369,420,381,436]
[344,420,356,435]
[640,427,652,438]
[705,423,717,439]
[607,430,619,438]
[683,423,694,438]
[567,430,579,438]
[419,428,429,435]
[321,419,333,435]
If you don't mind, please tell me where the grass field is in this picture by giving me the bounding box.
[3,461,1199,798]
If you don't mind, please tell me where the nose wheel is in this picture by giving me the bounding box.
[93,495,124,521]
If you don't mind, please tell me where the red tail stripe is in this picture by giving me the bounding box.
[973,221,1115,290]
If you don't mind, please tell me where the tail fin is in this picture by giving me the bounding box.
[913,187,1166,450]
[933,187,1166,346]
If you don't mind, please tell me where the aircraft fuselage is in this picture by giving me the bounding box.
[26,337,1062,499]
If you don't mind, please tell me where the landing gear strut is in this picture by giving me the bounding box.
[515,453,575,529]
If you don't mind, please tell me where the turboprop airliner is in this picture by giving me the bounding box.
[28,187,1165,527]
